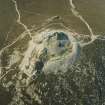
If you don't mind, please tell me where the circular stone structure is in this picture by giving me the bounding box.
[19,29,80,76]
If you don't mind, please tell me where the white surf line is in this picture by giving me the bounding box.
[11,0,32,39]
[69,0,95,39]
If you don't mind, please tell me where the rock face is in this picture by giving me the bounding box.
[0,0,105,104]
[40,31,72,74]
[0,29,103,105]
[0,19,103,104]
[19,30,81,76]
